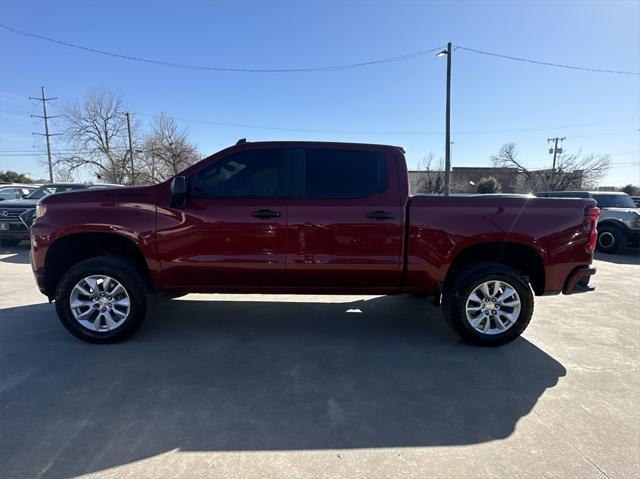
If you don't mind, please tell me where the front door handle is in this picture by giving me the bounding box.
[366,211,395,220]
[251,209,281,219]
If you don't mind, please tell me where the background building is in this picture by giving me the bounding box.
[409,166,584,194]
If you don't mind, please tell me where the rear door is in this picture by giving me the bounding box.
[285,146,404,292]
[157,147,291,289]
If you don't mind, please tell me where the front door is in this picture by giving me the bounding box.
[156,147,291,289]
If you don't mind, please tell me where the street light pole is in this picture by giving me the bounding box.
[444,42,452,196]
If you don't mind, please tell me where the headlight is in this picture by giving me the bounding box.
[36,204,47,219]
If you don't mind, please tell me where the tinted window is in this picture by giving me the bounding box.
[0,188,20,200]
[301,149,387,198]
[193,149,289,198]
[593,194,636,208]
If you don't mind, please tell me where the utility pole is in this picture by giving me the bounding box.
[444,42,452,196]
[124,112,135,185]
[436,43,453,196]
[547,137,566,172]
[30,87,59,183]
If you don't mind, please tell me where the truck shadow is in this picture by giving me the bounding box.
[0,295,566,478]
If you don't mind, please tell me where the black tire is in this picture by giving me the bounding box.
[596,225,623,254]
[442,262,534,346]
[0,239,22,247]
[55,256,155,343]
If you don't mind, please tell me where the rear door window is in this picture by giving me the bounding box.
[295,149,387,198]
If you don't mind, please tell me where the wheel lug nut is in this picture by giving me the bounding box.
[491,310,496,314]
[101,307,106,312]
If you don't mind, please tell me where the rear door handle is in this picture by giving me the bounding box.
[366,211,395,220]
[251,209,281,219]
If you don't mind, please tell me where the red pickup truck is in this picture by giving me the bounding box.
[30,141,599,346]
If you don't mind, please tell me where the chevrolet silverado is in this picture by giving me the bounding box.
[30,141,599,345]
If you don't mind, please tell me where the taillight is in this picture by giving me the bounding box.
[585,205,600,253]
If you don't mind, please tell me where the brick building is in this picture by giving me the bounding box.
[408,166,583,194]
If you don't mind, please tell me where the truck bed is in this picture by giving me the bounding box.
[405,195,595,295]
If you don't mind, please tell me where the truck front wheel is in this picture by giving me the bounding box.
[54,256,155,343]
[442,262,534,346]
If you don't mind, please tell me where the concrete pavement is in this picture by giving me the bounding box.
[0,244,638,478]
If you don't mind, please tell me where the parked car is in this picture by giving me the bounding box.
[0,183,121,246]
[0,184,37,201]
[536,191,639,253]
[31,141,599,346]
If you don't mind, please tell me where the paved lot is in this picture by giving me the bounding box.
[0,244,638,479]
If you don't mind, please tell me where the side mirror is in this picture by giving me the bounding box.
[170,176,188,208]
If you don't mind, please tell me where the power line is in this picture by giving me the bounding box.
[565,129,640,139]
[0,119,636,146]
[134,112,439,135]
[456,46,640,76]
[3,22,638,76]
[0,23,442,73]
[134,113,640,138]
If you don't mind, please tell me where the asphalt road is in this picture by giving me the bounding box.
[0,244,638,479]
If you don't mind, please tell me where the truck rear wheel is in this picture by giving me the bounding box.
[442,262,534,346]
[54,256,155,343]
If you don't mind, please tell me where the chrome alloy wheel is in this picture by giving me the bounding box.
[465,280,521,335]
[69,275,131,332]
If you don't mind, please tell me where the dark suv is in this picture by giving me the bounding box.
[536,191,639,253]
[0,183,121,246]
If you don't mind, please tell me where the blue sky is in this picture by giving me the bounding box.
[1,0,638,185]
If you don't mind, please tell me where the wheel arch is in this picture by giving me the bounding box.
[597,219,628,232]
[44,232,152,298]
[443,241,546,296]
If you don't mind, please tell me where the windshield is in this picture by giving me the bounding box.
[26,185,84,200]
[593,194,637,208]
[0,189,20,200]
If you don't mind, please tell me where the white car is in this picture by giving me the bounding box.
[0,184,38,202]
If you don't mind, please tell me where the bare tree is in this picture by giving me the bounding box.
[490,142,610,191]
[56,89,136,184]
[490,143,520,168]
[137,114,200,183]
[414,153,445,194]
[53,163,76,182]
